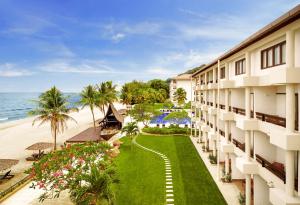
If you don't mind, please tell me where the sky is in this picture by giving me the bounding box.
[0,0,299,92]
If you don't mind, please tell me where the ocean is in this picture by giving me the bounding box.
[0,93,80,123]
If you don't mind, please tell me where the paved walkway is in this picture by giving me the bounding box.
[190,136,240,205]
[133,135,175,205]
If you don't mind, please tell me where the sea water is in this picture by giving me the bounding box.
[0,93,80,123]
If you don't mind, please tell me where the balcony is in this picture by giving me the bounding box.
[208,107,217,115]
[235,157,258,174]
[235,76,259,87]
[256,112,298,131]
[219,79,234,89]
[269,188,300,205]
[233,138,245,152]
[200,84,207,90]
[219,109,234,121]
[255,154,285,183]
[208,131,217,141]
[236,117,259,131]
[201,125,210,132]
[220,140,234,153]
[207,83,217,90]
[200,104,208,111]
[260,66,300,86]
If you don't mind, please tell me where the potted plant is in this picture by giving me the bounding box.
[238,192,246,205]
[208,153,217,164]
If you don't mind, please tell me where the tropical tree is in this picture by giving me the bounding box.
[174,88,187,106]
[163,99,174,109]
[163,110,189,125]
[79,85,98,130]
[129,103,161,126]
[120,80,169,105]
[26,142,118,204]
[96,81,118,114]
[29,87,78,150]
[121,122,139,143]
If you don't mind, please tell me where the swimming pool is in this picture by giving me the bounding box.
[150,113,191,125]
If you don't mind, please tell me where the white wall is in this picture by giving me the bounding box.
[171,79,193,104]
[231,155,244,179]
[254,131,285,165]
[231,89,245,108]
[254,175,272,205]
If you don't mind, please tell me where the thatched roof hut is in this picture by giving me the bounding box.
[0,159,19,171]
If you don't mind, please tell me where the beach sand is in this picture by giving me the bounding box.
[0,103,125,194]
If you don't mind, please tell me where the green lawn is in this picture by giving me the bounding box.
[114,134,227,205]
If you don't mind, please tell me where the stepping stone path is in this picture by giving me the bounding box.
[133,136,175,205]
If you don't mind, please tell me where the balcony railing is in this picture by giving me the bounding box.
[255,154,286,183]
[255,112,299,131]
[219,129,232,141]
[233,138,245,152]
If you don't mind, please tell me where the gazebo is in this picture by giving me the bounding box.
[98,104,124,130]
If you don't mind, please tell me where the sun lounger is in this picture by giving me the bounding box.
[0,170,14,180]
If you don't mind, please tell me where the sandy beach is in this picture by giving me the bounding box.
[0,103,125,174]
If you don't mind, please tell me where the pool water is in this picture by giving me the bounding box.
[150,113,191,125]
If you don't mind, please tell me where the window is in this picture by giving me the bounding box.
[220,67,225,79]
[235,58,245,75]
[261,41,286,69]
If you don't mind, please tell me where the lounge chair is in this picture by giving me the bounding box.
[0,170,14,180]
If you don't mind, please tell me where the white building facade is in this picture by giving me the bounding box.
[170,74,193,105]
[191,5,300,205]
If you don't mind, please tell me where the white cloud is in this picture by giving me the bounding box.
[111,33,126,43]
[0,63,34,77]
[101,21,162,42]
[146,67,177,76]
[40,59,132,75]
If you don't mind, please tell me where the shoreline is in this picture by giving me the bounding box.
[0,103,125,174]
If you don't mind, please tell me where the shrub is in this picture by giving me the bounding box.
[142,126,190,135]
[208,153,217,164]
[238,192,246,205]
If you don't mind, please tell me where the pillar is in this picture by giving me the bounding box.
[245,175,251,205]
[286,30,295,69]
[285,84,295,196]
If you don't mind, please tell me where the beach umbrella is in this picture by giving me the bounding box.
[0,159,19,171]
[26,142,53,155]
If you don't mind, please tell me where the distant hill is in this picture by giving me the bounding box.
[181,64,205,75]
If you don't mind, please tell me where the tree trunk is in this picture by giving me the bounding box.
[91,106,96,130]
[54,126,57,151]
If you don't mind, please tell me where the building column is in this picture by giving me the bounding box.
[245,87,251,205]
[286,84,295,196]
[225,88,230,174]
[286,30,295,69]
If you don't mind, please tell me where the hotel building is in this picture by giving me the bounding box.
[191,5,300,205]
[170,74,193,105]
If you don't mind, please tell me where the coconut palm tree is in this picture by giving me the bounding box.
[174,88,187,106]
[121,122,139,143]
[96,81,118,114]
[29,87,78,150]
[79,85,98,130]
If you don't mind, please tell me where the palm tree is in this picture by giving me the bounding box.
[174,88,187,106]
[96,81,118,114]
[29,87,78,150]
[79,85,97,130]
[121,122,139,143]
[70,164,118,205]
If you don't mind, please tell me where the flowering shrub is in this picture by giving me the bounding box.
[25,142,119,204]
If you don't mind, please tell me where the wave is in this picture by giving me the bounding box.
[0,117,8,121]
